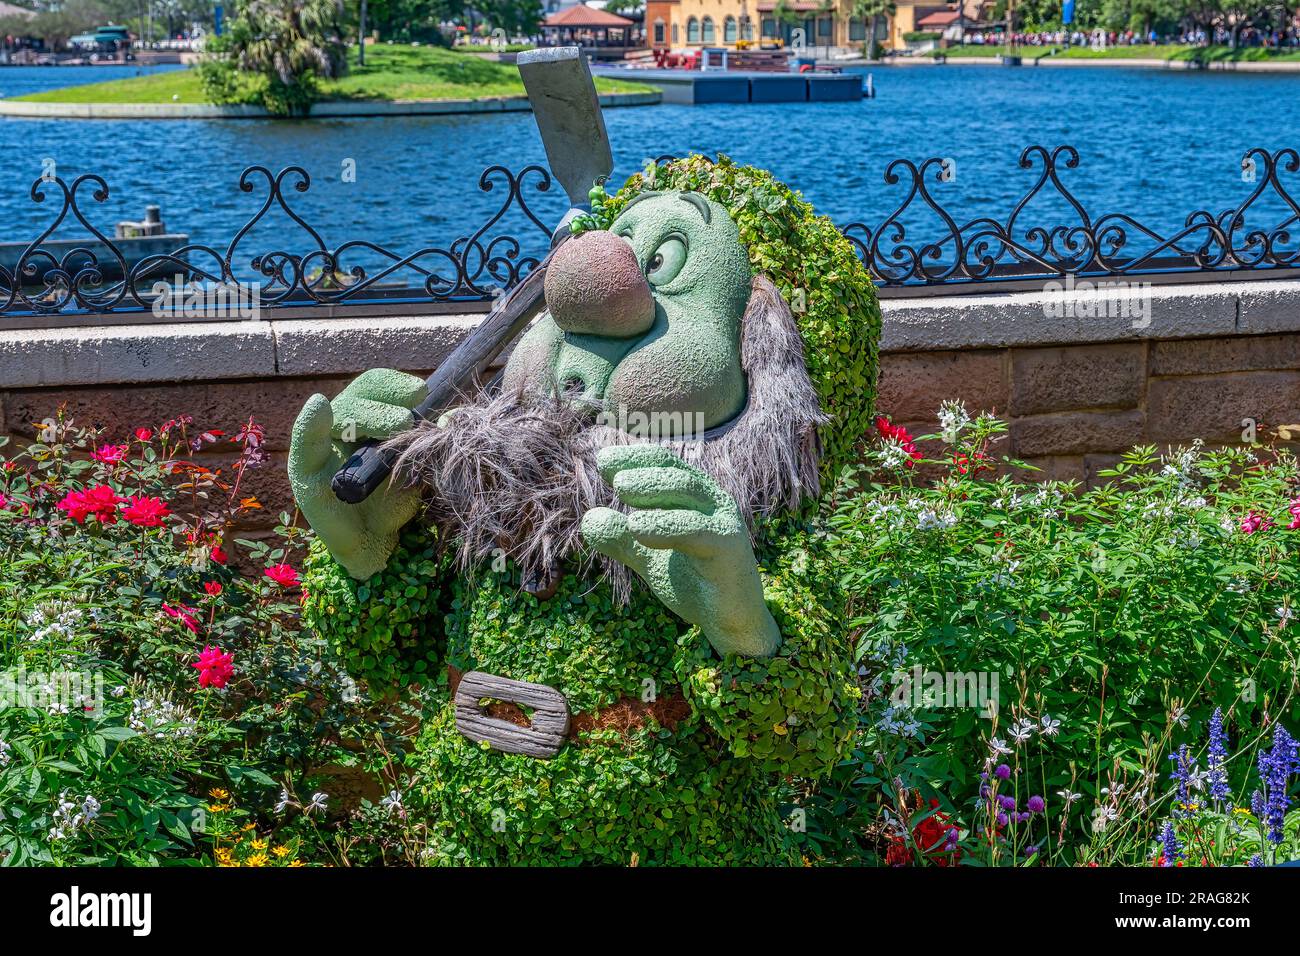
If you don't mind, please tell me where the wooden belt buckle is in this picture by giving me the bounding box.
[453,670,571,759]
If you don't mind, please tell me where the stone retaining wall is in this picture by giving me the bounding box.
[3,278,1298,538]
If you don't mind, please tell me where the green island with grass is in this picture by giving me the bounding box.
[12,44,652,106]
[928,43,1300,62]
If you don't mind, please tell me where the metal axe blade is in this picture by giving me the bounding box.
[517,46,614,209]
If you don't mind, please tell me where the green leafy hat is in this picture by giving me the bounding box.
[597,154,882,486]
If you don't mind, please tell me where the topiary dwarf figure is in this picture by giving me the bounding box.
[289,155,881,865]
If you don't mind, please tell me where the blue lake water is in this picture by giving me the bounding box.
[0,63,1296,272]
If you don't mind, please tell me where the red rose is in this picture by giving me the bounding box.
[121,495,171,528]
[264,563,299,588]
[56,485,124,524]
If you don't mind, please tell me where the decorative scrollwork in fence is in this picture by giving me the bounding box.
[0,161,555,317]
[1,145,1298,318]
[839,144,1300,286]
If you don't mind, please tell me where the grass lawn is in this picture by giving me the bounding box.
[930,43,1300,62]
[13,44,652,104]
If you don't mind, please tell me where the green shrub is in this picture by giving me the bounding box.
[810,403,1300,864]
[0,412,387,865]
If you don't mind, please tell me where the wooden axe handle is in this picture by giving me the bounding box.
[330,243,559,504]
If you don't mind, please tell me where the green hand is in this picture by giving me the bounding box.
[288,368,427,581]
[581,445,781,658]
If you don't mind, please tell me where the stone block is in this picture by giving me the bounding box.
[1011,342,1146,415]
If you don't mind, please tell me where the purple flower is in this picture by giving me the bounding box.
[997,794,1017,812]
[1158,821,1182,866]
[1207,707,1230,805]
[994,763,1011,780]
[1256,724,1299,845]
[1024,844,1039,857]
[1027,794,1045,814]
[1248,854,1263,867]
[1016,812,1030,824]
[996,811,1009,828]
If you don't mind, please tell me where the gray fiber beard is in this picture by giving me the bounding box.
[384,275,829,603]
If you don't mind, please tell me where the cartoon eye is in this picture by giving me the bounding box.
[646,235,687,286]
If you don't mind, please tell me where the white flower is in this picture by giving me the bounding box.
[380,790,404,815]
[916,508,958,531]
[128,694,196,739]
[25,601,84,644]
[938,400,970,444]
[877,439,914,471]
[1277,606,1294,625]
[0,738,11,768]
[305,792,329,815]
[1091,805,1118,832]
[1009,719,1035,744]
[1040,714,1061,737]
[49,791,100,842]
[988,737,1011,756]
[1171,705,1189,729]
[1188,768,1208,792]
[274,789,291,814]
[1056,788,1081,805]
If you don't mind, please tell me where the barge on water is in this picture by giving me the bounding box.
[591,66,865,104]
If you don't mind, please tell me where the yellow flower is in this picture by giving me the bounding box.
[208,787,230,800]
[272,845,291,858]
[214,848,234,866]
[242,822,256,831]
[251,838,267,850]
[245,853,269,867]
[207,803,230,813]
[288,859,305,867]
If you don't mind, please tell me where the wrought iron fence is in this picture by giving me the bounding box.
[1,144,1297,323]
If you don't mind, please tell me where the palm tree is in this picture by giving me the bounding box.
[236,0,347,86]
[850,0,895,59]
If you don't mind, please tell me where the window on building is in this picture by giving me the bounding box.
[687,16,699,42]
[724,15,737,43]
[818,15,832,38]
[761,17,776,38]
[654,18,665,43]
[702,16,715,42]
[741,16,754,40]
[849,17,865,41]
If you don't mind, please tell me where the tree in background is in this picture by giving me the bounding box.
[474,0,542,38]
[360,0,460,44]
[849,0,894,58]
[199,0,346,113]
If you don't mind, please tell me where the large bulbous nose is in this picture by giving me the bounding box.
[544,230,655,338]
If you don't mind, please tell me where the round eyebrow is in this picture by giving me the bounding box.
[678,193,711,223]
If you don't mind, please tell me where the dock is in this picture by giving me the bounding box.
[591,67,863,105]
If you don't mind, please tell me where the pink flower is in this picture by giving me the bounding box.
[162,602,201,635]
[1287,498,1300,531]
[56,485,124,524]
[1240,511,1274,535]
[210,546,228,566]
[0,493,8,510]
[192,645,234,689]
[92,444,128,465]
[204,581,223,598]
[264,563,299,588]
[135,427,153,442]
[121,495,171,528]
